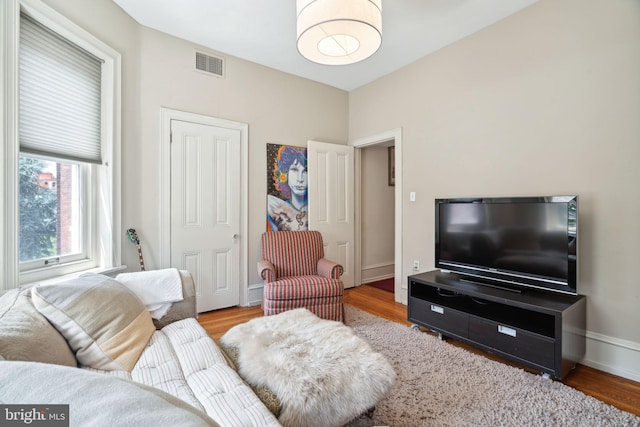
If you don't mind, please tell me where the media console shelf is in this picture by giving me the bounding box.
[408,270,586,379]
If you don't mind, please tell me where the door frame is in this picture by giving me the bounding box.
[351,128,404,304]
[159,107,249,306]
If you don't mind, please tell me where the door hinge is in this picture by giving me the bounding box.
[170,131,173,143]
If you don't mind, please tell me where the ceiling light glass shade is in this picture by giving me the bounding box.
[297,0,382,65]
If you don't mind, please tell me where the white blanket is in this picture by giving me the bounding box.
[116,268,183,319]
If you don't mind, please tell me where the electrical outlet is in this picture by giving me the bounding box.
[413,260,420,271]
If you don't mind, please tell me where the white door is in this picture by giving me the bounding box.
[307,141,355,288]
[170,119,240,312]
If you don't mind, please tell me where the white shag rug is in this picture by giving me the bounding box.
[219,308,396,427]
[344,305,640,427]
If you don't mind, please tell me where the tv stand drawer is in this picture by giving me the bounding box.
[469,317,555,369]
[409,298,468,338]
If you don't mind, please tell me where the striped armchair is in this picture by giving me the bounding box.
[258,231,344,322]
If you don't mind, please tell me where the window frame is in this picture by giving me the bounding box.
[1,0,122,289]
[18,154,94,275]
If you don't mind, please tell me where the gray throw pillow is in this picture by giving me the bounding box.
[0,288,76,367]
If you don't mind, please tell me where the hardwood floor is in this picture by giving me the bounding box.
[197,284,640,418]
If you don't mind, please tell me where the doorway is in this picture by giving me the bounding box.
[352,128,404,304]
[359,143,395,290]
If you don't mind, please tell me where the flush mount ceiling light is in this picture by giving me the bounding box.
[296,0,382,66]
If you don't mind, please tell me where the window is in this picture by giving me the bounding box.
[18,12,99,275]
[19,155,87,269]
[1,0,122,288]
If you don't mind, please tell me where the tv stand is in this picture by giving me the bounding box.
[459,278,525,293]
[408,270,586,379]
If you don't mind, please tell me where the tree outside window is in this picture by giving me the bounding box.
[19,155,80,263]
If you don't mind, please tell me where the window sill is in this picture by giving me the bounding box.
[22,265,128,288]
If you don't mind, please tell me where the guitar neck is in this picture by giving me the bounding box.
[136,244,145,271]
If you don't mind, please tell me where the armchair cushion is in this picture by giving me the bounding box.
[263,277,343,300]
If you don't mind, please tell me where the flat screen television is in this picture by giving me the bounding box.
[435,196,578,294]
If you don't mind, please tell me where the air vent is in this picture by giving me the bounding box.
[195,51,224,78]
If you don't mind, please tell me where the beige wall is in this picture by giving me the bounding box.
[135,28,348,290]
[360,146,395,282]
[43,0,349,292]
[350,0,640,348]
[39,0,639,378]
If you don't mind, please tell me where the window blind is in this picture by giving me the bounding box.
[19,13,103,164]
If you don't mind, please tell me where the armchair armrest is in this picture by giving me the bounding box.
[317,258,344,280]
[257,259,276,283]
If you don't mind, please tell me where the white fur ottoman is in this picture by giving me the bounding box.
[219,308,396,427]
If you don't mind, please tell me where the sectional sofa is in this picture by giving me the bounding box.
[0,271,280,426]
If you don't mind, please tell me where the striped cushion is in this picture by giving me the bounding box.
[263,297,344,322]
[129,330,205,410]
[32,274,155,372]
[263,276,343,299]
[261,231,324,277]
[87,318,281,426]
[163,319,280,425]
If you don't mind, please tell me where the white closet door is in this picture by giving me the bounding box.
[170,119,240,312]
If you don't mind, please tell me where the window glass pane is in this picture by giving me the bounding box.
[19,155,82,263]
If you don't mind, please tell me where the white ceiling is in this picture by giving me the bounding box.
[112,0,539,92]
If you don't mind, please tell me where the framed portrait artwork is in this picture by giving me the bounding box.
[266,143,308,231]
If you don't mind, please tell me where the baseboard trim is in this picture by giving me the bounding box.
[247,282,263,307]
[361,273,394,285]
[581,331,640,382]
[361,262,394,284]
[362,262,394,271]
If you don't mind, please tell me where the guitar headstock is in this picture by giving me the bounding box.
[126,228,140,245]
